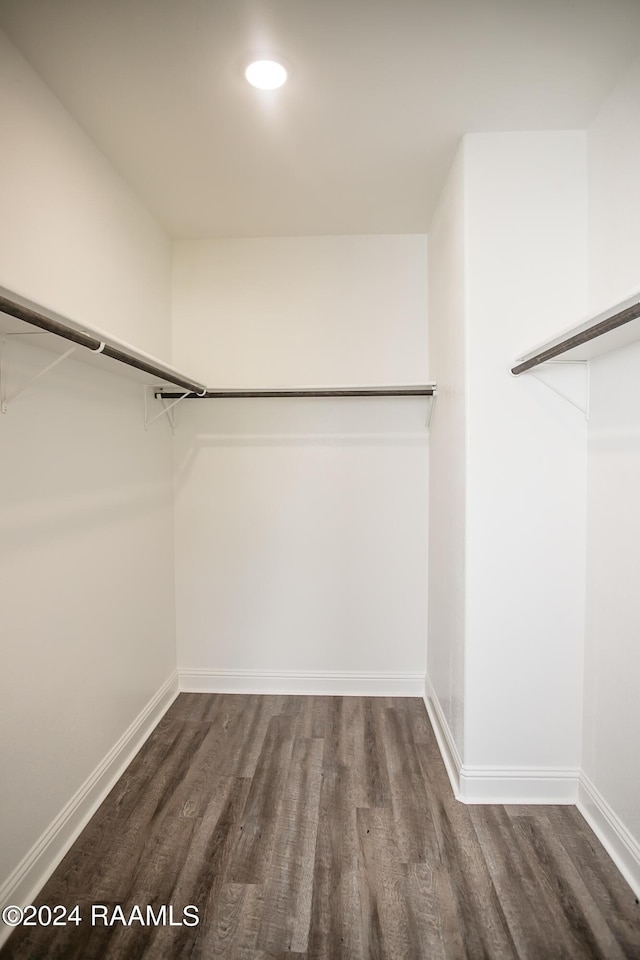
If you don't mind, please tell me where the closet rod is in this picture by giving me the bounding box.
[0,292,207,395]
[511,296,640,375]
[156,385,436,399]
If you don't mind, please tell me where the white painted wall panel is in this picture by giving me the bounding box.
[588,55,640,315]
[0,30,172,359]
[171,235,427,387]
[0,341,176,894]
[173,400,428,680]
[172,236,429,685]
[584,346,640,840]
[585,54,640,851]
[427,144,467,752]
[463,132,588,770]
[0,31,176,902]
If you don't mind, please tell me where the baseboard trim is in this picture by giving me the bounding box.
[458,767,579,804]
[423,675,462,798]
[578,772,640,899]
[179,668,425,697]
[0,672,179,947]
[424,674,579,804]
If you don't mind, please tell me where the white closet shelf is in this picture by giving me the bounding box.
[0,286,207,393]
[0,286,436,407]
[511,291,640,375]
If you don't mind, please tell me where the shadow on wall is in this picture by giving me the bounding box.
[171,396,431,490]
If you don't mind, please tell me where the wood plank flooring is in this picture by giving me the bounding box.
[2,694,639,959]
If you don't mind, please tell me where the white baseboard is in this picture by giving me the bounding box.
[423,675,462,798]
[578,772,640,899]
[0,672,179,948]
[179,668,425,697]
[424,674,579,805]
[457,767,579,804]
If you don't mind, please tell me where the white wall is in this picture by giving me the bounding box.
[588,55,640,314]
[0,346,177,895]
[0,29,172,359]
[463,132,588,783]
[425,132,589,800]
[172,236,429,692]
[427,144,467,754]
[583,54,640,875]
[172,235,427,386]
[0,31,177,917]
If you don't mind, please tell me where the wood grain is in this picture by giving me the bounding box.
[2,694,639,959]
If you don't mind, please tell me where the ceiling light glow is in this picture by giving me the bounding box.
[245,60,287,90]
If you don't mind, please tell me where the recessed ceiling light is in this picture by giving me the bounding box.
[245,60,287,90]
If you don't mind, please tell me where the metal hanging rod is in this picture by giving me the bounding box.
[155,385,436,399]
[0,288,436,407]
[0,291,207,395]
[511,292,640,375]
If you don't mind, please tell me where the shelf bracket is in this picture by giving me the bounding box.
[1,336,77,413]
[528,360,590,420]
[425,389,437,429]
[144,385,191,432]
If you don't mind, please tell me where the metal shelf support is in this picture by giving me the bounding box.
[1,335,77,413]
[144,385,191,432]
[522,360,590,419]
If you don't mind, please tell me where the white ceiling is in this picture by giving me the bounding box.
[1,0,639,239]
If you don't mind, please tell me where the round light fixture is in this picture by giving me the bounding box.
[245,59,287,90]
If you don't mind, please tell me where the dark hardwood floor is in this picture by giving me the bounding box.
[2,694,639,958]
